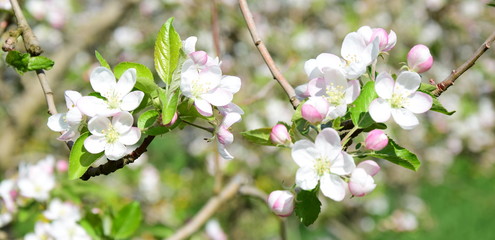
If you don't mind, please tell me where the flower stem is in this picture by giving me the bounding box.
[341,125,359,147]
[182,120,214,133]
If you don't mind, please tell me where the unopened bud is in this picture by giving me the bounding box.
[349,168,376,197]
[357,160,381,177]
[267,190,295,217]
[189,51,208,65]
[365,129,388,151]
[164,112,178,127]
[270,124,291,145]
[407,44,433,73]
[301,97,328,124]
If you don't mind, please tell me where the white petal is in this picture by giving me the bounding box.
[77,96,108,117]
[307,77,328,97]
[88,116,111,136]
[404,92,432,114]
[64,90,81,109]
[349,168,376,197]
[291,140,318,168]
[327,104,347,119]
[219,75,241,94]
[195,99,213,116]
[199,66,222,87]
[121,91,144,111]
[357,26,373,43]
[119,127,141,145]
[58,128,79,142]
[202,88,233,107]
[320,174,346,201]
[345,80,361,104]
[315,128,341,160]
[316,53,343,73]
[330,152,356,175]
[84,135,106,154]
[391,108,419,130]
[105,142,127,160]
[324,68,347,89]
[217,143,234,160]
[375,72,395,99]
[295,83,310,100]
[112,111,134,133]
[369,98,391,123]
[217,126,234,145]
[341,32,366,60]
[357,160,381,176]
[295,167,319,190]
[304,58,321,80]
[90,67,116,94]
[65,108,82,125]
[115,68,137,97]
[221,112,242,128]
[47,113,68,132]
[395,71,421,95]
[183,36,197,54]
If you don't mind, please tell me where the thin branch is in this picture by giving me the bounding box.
[432,30,495,97]
[238,0,300,109]
[166,174,249,240]
[211,0,221,57]
[8,0,42,56]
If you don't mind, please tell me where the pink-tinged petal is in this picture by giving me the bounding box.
[84,135,106,154]
[357,26,373,43]
[202,88,233,106]
[315,128,341,160]
[307,77,328,97]
[217,102,244,116]
[90,67,116,95]
[295,83,310,100]
[217,143,234,160]
[88,116,111,136]
[291,140,318,168]
[382,30,397,52]
[115,68,137,97]
[222,112,242,128]
[324,68,347,89]
[119,127,141,145]
[304,59,321,79]
[189,51,208,65]
[316,53,343,73]
[65,108,82,125]
[47,113,68,132]
[77,96,108,117]
[57,129,79,142]
[349,168,376,197]
[395,71,421,95]
[219,75,241,94]
[295,167,319,190]
[64,90,81,109]
[112,111,133,133]
[327,104,347,119]
[391,108,419,130]
[375,72,394,99]
[330,152,356,175]
[302,97,328,123]
[199,65,222,86]
[357,160,381,176]
[404,92,432,114]
[369,98,391,123]
[121,91,144,111]
[320,174,347,201]
[341,32,366,59]
[371,28,389,50]
[365,130,388,151]
[217,126,233,145]
[105,142,127,160]
[345,80,361,103]
[195,99,213,116]
[183,36,197,54]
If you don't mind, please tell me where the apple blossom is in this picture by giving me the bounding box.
[24,221,52,240]
[407,44,433,73]
[84,111,141,160]
[301,97,329,124]
[43,198,81,222]
[369,71,433,130]
[357,26,397,52]
[270,124,291,145]
[267,190,295,217]
[216,104,243,160]
[77,67,144,117]
[357,160,381,177]
[17,156,55,201]
[47,90,83,141]
[0,179,17,213]
[349,160,380,197]
[365,129,389,151]
[50,220,91,240]
[291,128,355,201]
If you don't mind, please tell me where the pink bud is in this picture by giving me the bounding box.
[267,190,294,217]
[407,44,433,73]
[349,168,376,197]
[56,160,69,173]
[164,112,178,127]
[365,129,388,151]
[357,160,381,176]
[189,51,208,65]
[270,124,291,145]
[301,97,329,124]
[371,28,389,50]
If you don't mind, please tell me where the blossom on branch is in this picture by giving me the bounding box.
[47,90,83,141]
[349,160,381,197]
[216,103,244,160]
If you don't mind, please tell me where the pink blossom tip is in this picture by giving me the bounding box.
[267,190,295,217]
[407,44,433,73]
[365,129,388,151]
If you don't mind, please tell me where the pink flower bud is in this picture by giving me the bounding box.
[270,124,291,145]
[365,129,388,151]
[267,190,295,217]
[371,28,389,50]
[349,168,376,197]
[301,97,329,124]
[407,44,433,73]
[164,112,178,127]
[56,160,69,173]
[189,51,208,65]
[357,160,381,176]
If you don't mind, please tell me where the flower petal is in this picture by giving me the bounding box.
[295,167,319,190]
[330,152,356,175]
[369,98,391,123]
[291,140,318,168]
[221,112,242,128]
[112,111,134,133]
[183,36,197,54]
[64,90,81,109]
[115,68,137,97]
[316,53,343,73]
[90,67,116,95]
[327,104,347,119]
[395,71,421,95]
[77,96,108,117]
[202,88,233,106]
[105,142,127,160]
[217,142,234,160]
[345,80,361,103]
[88,116,111,136]
[195,99,213,116]
[357,160,381,176]
[315,128,341,160]
[404,92,432,114]
[391,108,419,130]
[217,126,234,145]
[119,127,141,145]
[307,77,328,97]
[121,91,144,111]
[219,75,241,94]
[47,113,68,132]
[341,32,366,60]
[84,135,106,154]
[375,72,395,99]
[304,58,321,80]
[320,174,347,201]
[65,108,82,125]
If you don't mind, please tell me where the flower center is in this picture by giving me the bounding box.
[191,74,215,98]
[389,92,408,109]
[325,83,346,105]
[106,91,121,109]
[314,156,331,176]
[344,54,359,66]
[103,126,120,144]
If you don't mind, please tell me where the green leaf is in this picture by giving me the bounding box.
[365,137,421,171]
[111,202,142,239]
[80,213,104,239]
[6,51,30,73]
[114,62,159,95]
[144,126,172,136]
[159,89,180,125]
[68,132,105,180]
[349,81,378,128]
[95,50,111,69]
[419,83,437,93]
[241,128,275,146]
[295,189,321,226]
[154,18,182,85]
[138,110,159,130]
[27,56,54,71]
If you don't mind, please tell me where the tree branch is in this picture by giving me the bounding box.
[238,0,300,109]
[432,30,495,97]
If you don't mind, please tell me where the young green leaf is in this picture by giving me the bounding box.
[95,50,111,69]
[159,89,180,125]
[111,202,142,239]
[419,83,437,92]
[295,189,321,226]
[80,213,104,239]
[27,56,54,71]
[364,137,421,171]
[114,62,159,95]
[349,81,378,129]
[154,18,182,85]
[137,110,160,130]
[241,128,275,146]
[6,51,30,73]
[68,132,104,180]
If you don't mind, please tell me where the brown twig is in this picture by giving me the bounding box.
[432,30,495,97]
[238,0,300,109]
[211,0,221,57]
[8,0,42,56]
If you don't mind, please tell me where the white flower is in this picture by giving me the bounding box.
[369,71,433,130]
[43,199,81,222]
[47,90,83,141]
[349,160,381,197]
[291,128,355,201]
[49,220,91,240]
[78,67,144,117]
[267,190,295,217]
[357,26,397,52]
[216,103,243,160]
[84,111,141,160]
[24,221,52,240]
[0,179,17,213]
[17,156,55,201]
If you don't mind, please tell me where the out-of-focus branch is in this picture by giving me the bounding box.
[433,30,495,97]
[238,0,300,109]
